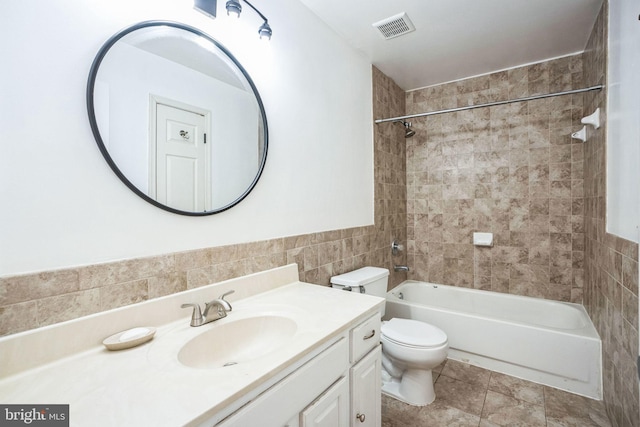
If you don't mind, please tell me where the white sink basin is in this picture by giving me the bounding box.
[178,315,298,369]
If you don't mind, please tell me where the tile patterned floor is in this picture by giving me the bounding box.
[382,359,611,427]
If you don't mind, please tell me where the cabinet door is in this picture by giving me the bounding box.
[350,346,381,427]
[301,377,349,427]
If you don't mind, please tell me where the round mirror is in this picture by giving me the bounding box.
[87,21,268,216]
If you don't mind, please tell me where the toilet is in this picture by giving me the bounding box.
[330,267,448,406]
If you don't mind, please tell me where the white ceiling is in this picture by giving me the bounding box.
[298,0,604,91]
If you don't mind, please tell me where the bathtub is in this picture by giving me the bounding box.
[385,281,602,399]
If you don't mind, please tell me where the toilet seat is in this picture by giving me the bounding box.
[381,318,447,348]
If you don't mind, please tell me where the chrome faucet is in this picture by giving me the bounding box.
[181,290,235,327]
[394,265,410,272]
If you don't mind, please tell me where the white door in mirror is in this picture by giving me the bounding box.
[155,103,210,212]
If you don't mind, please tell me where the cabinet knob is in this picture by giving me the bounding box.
[356,413,366,422]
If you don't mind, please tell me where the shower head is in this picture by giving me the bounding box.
[394,120,415,138]
[404,124,416,138]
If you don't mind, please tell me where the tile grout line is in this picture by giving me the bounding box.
[478,371,493,426]
[542,386,549,427]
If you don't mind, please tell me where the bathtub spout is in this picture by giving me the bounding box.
[394,265,410,272]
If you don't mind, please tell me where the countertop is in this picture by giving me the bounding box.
[0,265,383,426]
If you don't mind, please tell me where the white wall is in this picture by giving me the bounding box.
[607,0,640,243]
[0,0,374,275]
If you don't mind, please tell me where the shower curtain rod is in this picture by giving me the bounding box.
[374,84,604,124]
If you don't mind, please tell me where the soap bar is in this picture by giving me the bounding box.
[119,327,152,342]
[103,327,156,351]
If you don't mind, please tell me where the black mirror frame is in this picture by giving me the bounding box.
[86,20,268,216]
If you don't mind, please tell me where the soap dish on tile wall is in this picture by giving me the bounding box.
[103,327,156,351]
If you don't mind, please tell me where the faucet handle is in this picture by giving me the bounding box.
[218,290,235,311]
[181,303,203,326]
[219,290,235,299]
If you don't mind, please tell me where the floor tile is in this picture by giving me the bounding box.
[433,374,487,416]
[440,359,492,388]
[382,415,408,427]
[380,359,613,427]
[417,399,481,427]
[381,394,424,426]
[488,371,545,406]
[544,386,611,427]
[480,389,546,426]
[382,390,480,427]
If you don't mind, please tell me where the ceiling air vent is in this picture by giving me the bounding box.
[372,12,416,40]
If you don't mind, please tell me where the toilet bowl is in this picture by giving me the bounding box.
[380,318,448,405]
[330,267,449,406]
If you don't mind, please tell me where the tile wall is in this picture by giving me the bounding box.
[405,55,585,302]
[372,65,409,279]
[0,226,389,337]
[0,67,408,338]
[582,3,639,426]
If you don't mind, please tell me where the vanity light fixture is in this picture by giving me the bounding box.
[225,0,241,17]
[225,0,273,40]
[257,21,273,40]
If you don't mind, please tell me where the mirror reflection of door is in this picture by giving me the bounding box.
[154,102,211,212]
[89,22,268,215]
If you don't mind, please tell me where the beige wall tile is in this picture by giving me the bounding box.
[406,55,586,302]
[37,289,100,327]
[0,270,79,306]
[0,302,38,336]
[148,272,187,299]
[99,280,148,311]
[78,255,174,290]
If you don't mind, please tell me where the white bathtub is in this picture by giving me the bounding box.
[385,281,602,399]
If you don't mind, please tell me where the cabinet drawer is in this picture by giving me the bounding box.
[350,314,380,363]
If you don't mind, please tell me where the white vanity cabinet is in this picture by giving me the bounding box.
[215,313,381,427]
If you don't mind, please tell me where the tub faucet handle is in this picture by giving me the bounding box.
[391,239,404,256]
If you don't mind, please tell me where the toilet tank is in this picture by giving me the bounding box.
[330,267,390,315]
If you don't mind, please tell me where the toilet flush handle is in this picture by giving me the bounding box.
[340,285,365,293]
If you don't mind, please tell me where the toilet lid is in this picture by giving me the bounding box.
[382,318,447,348]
